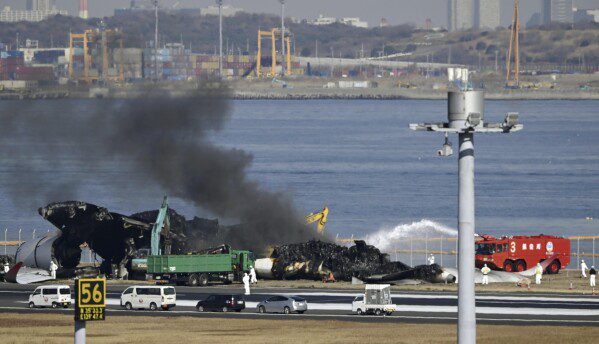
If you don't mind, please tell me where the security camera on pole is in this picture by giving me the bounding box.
[409,79,523,344]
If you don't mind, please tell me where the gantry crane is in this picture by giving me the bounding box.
[506,0,520,88]
[306,206,329,234]
[69,28,125,83]
[256,28,292,77]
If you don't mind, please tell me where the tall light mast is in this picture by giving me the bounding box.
[506,0,520,87]
[154,0,159,81]
[216,0,223,79]
[279,0,286,76]
[410,90,523,344]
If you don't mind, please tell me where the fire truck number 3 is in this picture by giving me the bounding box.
[510,242,516,253]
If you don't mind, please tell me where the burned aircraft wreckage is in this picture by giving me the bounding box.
[16,200,227,276]
[255,240,456,284]
[15,200,455,284]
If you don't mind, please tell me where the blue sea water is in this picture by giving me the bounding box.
[0,99,597,247]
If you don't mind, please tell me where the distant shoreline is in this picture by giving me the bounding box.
[1,89,598,101]
[231,91,599,101]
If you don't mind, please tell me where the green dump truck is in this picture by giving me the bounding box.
[147,250,255,287]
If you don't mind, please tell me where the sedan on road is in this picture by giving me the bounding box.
[196,294,245,312]
[257,296,308,314]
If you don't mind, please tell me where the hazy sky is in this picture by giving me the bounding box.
[3,0,599,27]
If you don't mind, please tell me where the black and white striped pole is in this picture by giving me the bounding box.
[410,90,522,344]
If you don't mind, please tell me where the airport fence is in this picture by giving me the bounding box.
[335,234,599,270]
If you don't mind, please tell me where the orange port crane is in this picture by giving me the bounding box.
[68,28,125,83]
[256,28,292,77]
[506,0,520,87]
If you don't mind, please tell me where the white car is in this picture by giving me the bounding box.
[120,286,176,311]
[28,285,72,309]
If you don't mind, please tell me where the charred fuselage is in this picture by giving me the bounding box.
[38,201,151,270]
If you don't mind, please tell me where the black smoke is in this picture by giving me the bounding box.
[0,87,314,252]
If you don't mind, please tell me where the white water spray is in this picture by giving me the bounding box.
[364,219,458,252]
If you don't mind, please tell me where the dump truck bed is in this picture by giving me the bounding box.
[147,254,235,274]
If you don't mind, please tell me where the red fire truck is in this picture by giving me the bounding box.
[474,235,570,274]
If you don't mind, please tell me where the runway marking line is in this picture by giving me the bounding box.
[1,306,598,325]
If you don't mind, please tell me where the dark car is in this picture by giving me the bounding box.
[196,294,245,312]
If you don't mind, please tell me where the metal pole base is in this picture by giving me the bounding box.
[74,320,86,344]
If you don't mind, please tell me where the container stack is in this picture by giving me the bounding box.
[0,51,25,80]
[193,54,265,78]
[13,65,54,81]
[33,50,65,64]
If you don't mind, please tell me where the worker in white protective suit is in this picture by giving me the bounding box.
[49,259,58,279]
[581,260,588,278]
[481,264,491,285]
[590,266,596,287]
[535,263,543,285]
[242,272,250,295]
[428,254,435,265]
[249,266,258,284]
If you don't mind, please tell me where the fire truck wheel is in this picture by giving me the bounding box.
[503,260,514,272]
[515,260,527,272]
[547,261,560,274]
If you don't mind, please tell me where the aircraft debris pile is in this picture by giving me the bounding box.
[258,240,456,284]
[269,240,411,281]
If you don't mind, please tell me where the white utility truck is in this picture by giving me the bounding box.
[351,284,396,316]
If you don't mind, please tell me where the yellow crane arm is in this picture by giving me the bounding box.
[306,207,329,234]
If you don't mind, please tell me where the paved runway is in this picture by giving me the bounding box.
[1,283,598,326]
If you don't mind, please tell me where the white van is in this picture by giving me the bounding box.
[120,286,176,311]
[28,285,72,308]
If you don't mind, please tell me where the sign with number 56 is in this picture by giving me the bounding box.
[75,278,106,321]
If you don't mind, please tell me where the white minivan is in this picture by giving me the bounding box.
[120,286,176,311]
[28,285,72,309]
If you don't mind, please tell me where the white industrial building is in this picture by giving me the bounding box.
[308,15,368,28]
[308,14,338,26]
[0,6,67,22]
[200,5,243,17]
[341,17,369,28]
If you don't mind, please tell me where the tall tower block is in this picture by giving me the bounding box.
[79,0,89,19]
